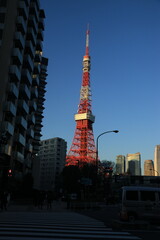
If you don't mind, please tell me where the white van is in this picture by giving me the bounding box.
[120,186,160,222]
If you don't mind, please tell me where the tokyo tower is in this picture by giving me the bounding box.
[66,28,96,167]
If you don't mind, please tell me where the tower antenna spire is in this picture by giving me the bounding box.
[85,24,90,56]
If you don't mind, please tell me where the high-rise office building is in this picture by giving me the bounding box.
[33,138,67,191]
[144,160,154,176]
[0,0,48,186]
[116,155,125,174]
[126,152,141,176]
[154,145,160,176]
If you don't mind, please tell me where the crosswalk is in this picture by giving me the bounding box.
[0,212,141,239]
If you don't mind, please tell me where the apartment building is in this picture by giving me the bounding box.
[32,138,67,191]
[0,0,48,186]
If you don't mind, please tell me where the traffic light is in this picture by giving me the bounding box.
[8,169,12,177]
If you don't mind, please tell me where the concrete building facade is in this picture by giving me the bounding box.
[126,152,141,176]
[0,0,48,186]
[33,138,67,191]
[116,155,125,174]
[154,145,160,176]
[144,160,154,176]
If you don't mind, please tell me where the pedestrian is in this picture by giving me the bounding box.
[0,191,8,211]
[46,191,53,209]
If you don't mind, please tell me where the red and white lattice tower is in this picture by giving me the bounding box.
[66,28,96,167]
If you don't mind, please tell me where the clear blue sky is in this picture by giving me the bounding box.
[40,0,160,171]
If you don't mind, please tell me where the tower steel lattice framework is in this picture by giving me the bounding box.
[66,29,96,167]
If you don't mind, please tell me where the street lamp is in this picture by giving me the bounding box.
[96,130,119,171]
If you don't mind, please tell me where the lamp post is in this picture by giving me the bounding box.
[96,130,119,172]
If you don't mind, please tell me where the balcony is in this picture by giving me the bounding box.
[1,144,12,156]
[25,41,35,58]
[18,1,28,20]
[16,116,27,130]
[26,128,34,138]
[35,51,42,63]
[38,17,45,30]
[29,100,37,111]
[32,144,40,152]
[28,15,38,33]
[26,143,33,152]
[34,125,42,132]
[27,28,36,46]
[14,151,24,163]
[33,63,40,74]
[30,2,39,21]
[19,84,31,99]
[4,102,16,116]
[12,48,23,65]
[16,16,27,34]
[36,39,43,51]
[2,121,14,136]
[8,83,19,99]
[31,87,38,98]
[15,133,26,146]
[23,54,34,72]
[28,114,36,125]
[37,29,44,41]
[34,135,41,141]
[14,32,25,49]
[9,65,21,82]
[32,75,39,86]
[21,69,32,85]
[18,100,29,114]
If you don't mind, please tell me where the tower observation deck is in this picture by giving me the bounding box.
[66,29,96,167]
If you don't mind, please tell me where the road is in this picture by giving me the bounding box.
[0,201,141,240]
[74,203,160,240]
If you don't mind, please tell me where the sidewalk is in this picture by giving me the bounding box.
[3,200,69,212]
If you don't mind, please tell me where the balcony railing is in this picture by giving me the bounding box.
[26,143,33,152]
[8,83,19,98]
[20,84,31,99]
[13,151,24,163]
[29,100,37,111]
[28,114,36,125]
[31,87,38,98]
[14,32,25,49]
[18,100,29,114]
[26,128,34,138]
[9,65,21,82]
[24,54,34,72]
[25,41,35,58]
[2,121,14,136]
[12,48,23,65]
[21,69,32,85]
[16,16,27,35]
[4,102,16,116]
[27,28,36,46]
[28,15,38,33]
[15,133,26,146]
[18,1,28,20]
[16,116,27,130]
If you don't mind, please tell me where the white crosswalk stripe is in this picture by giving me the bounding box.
[0,212,141,240]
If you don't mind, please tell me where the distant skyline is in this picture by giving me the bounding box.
[40,0,160,169]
